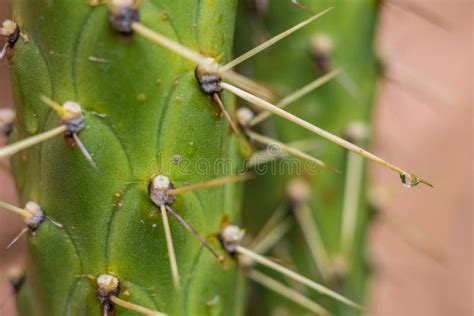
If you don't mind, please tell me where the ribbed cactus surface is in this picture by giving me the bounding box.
[9,1,243,315]
[2,0,385,315]
[237,1,378,315]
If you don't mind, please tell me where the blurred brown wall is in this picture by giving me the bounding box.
[368,1,473,315]
[0,0,24,314]
[0,1,472,315]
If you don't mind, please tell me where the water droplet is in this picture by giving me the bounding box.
[175,96,182,106]
[400,172,419,188]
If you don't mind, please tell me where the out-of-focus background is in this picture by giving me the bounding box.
[0,1,472,315]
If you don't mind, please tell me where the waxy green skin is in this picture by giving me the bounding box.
[236,1,379,315]
[9,0,244,315]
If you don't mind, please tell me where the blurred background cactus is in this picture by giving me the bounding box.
[237,1,378,315]
[0,1,472,316]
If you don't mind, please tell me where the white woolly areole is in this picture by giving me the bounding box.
[200,57,219,73]
[62,101,82,121]
[1,19,17,36]
[236,107,254,126]
[96,274,119,293]
[287,178,311,203]
[152,175,170,191]
[24,201,42,216]
[112,0,134,8]
[0,108,15,124]
[311,34,334,54]
[221,225,245,244]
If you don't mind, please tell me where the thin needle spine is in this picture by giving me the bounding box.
[0,125,67,158]
[252,217,292,255]
[250,68,342,126]
[294,203,334,282]
[168,174,252,195]
[149,175,223,264]
[250,203,287,250]
[235,245,362,310]
[219,8,333,72]
[221,82,432,187]
[340,152,365,261]
[247,269,330,316]
[165,205,223,262]
[212,93,240,134]
[7,228,29,249]
[160,204,180,289]
[110,296,167,316]
[0,200,30,218]
[246,130,336,172]
[72,133,98,170]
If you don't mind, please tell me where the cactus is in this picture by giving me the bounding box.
[0,0,431,315]
[236,1,379,315]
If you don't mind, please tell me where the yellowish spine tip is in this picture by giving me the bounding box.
[40,96,67,118]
